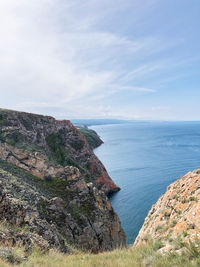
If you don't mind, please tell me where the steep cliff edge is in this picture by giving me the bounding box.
[0,109,126,253]
[78,128,103,149]
[0,109,119,195]
[134,168,200,253]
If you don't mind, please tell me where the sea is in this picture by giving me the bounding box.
[89,121,200,245]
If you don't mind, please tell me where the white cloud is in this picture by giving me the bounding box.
[0,0,181,119]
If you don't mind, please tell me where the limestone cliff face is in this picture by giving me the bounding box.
[134,169,200,253]
[0,109,126,253]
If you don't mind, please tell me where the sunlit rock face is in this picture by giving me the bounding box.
[134,169,200,253]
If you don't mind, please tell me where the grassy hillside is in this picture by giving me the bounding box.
[2,238,200,266]
[78,128,103,149]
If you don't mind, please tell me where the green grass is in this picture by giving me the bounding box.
[1,158,200,266]
[183,231,188,237]
[2,238,200,266]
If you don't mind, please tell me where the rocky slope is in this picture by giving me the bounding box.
[134,168,200,253]
[0,109,119,195]
[78,128,103,149]
[0,109,126,254]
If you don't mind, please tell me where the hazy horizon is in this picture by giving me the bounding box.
[2,107,200,122]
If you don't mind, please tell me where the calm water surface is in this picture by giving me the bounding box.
[90,122,200,245]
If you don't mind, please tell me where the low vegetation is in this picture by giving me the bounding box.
[46,131,70,166]
[46,131,81,168]
[0,159,74,201]
[78,128,103,149]
[170,220,177,228]
[2,238,200,266]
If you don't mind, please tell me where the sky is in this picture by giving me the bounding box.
[0,0,200,121]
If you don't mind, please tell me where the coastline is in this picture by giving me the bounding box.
[87,122,200,246]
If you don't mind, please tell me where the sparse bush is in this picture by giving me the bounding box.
[183,231,188,237]
[173,194,179,201]
[6,131,24,147]
[153,240,163,250]
[189,196,198,202]
[164,211,171,217]
[170,220,177,227]
[182,199,189,204]
[155,225,166,233]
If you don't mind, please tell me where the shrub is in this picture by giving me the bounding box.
[153,240,163,250]
[173,194,179,201]
[155,225,166,233]
[182,199,189,204]
[6,131,24,146]
[183,231,188,237]
[170,220,177,227]
[189,196,198,202]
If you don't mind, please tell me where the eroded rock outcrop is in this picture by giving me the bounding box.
[134,169,200,253]
[0,109,119,195]
[0,163,126,253]
[0,109,126,253]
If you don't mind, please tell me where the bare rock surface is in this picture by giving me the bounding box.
[134,169,200,252]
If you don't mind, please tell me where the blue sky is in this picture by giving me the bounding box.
[0,0,200,120]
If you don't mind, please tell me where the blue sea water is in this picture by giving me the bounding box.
[90,121,200,245]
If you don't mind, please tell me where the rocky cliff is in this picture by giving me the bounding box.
[0,109,119,195]
[0,109,126,253]
[134,168,200,253]
[78,128,103,149]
